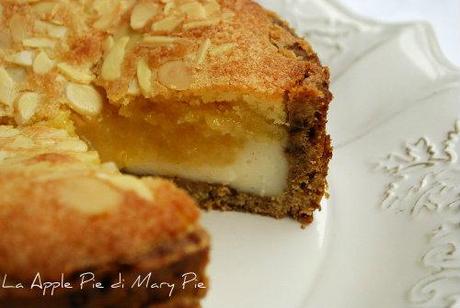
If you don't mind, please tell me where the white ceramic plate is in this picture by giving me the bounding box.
[201,1,460,307]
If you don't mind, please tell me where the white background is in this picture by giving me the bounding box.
[338,0,460,66]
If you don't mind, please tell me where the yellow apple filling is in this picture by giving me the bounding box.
[74,97,289,196]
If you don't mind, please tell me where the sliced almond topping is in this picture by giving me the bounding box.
[130,2,159,30]
[9,14,28,43]
[103,35,114,53]
[179,2,206,20]
[209,43,235,56]
[0,32,12,49]
[183,18,220,30]
[6,50,34,66]
[0,68,17,109]
[142,35,178,45]
[9,135,35,149]
[163,1,175,14]
[196,38,211,64]
[65,83,103,116]
[158,60,192,91]
[101,36,129,80]
[15,92,40,125]
[5,67,26,84]
[151,16,183,32]
[136,58,152,97]
[127,79,140,95]
[31,2,57,17]
[222,10,235,20]
[54,139,88,152]
[93,0,116,15]
[33,51,55,74]
[0,126,19,138]
[58,177,121,215]
[93,14,115,30]
[22,37,56,48]
[57,63,95,84]
[34,20,68,39]
[100,161,119,173]
[93,0,122,30]
[102,175,154,201]
[0,151,8,162]
[204,0,220,16]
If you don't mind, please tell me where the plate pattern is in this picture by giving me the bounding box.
[378,121,460,307]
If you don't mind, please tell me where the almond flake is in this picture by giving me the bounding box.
[151,16,183,32]
[183,18,220,30]
[5,67,26,83]
[163,2,175,14]
[136,58,152,97]
[130,3,159,30]
[204,0,220,16]
[58,177,121,215]
[222,10,235,20]
[31,2,57,17]
[0,68,17,109]
[6,50,34,66]
[101,174,154,201]
[54,139,88,152]
[33,51,55,74]
[93,0,122,30]
[0,126,19,138]
[158,60,192,91]
[142,35,178,45]
[9,14,28,43]
[9,135,34,149]
[65,83,103,116]
[34,20,68,39]
[15,92,40,124]
[103,35,114,53]
[57,63,95,84]
[101,36,129,80]
[179,2,206,20]
[209,43,235,56]
[127,79,140,95]
[22,37,56,48]
[0,32,12,49]
[196,38,211,64]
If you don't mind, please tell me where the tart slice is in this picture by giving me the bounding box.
[0,0,331,224]
[0,125,209,307]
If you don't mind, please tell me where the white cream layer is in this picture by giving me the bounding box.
[127,139,289,197]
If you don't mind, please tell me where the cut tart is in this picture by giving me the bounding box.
[0,124,209,307]
[0,0,331,225]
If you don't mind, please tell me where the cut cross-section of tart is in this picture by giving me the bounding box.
[0,124,209,307]
[0,0,332,224]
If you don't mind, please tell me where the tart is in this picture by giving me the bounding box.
[0,124,209,307]
[0,0,330,225]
